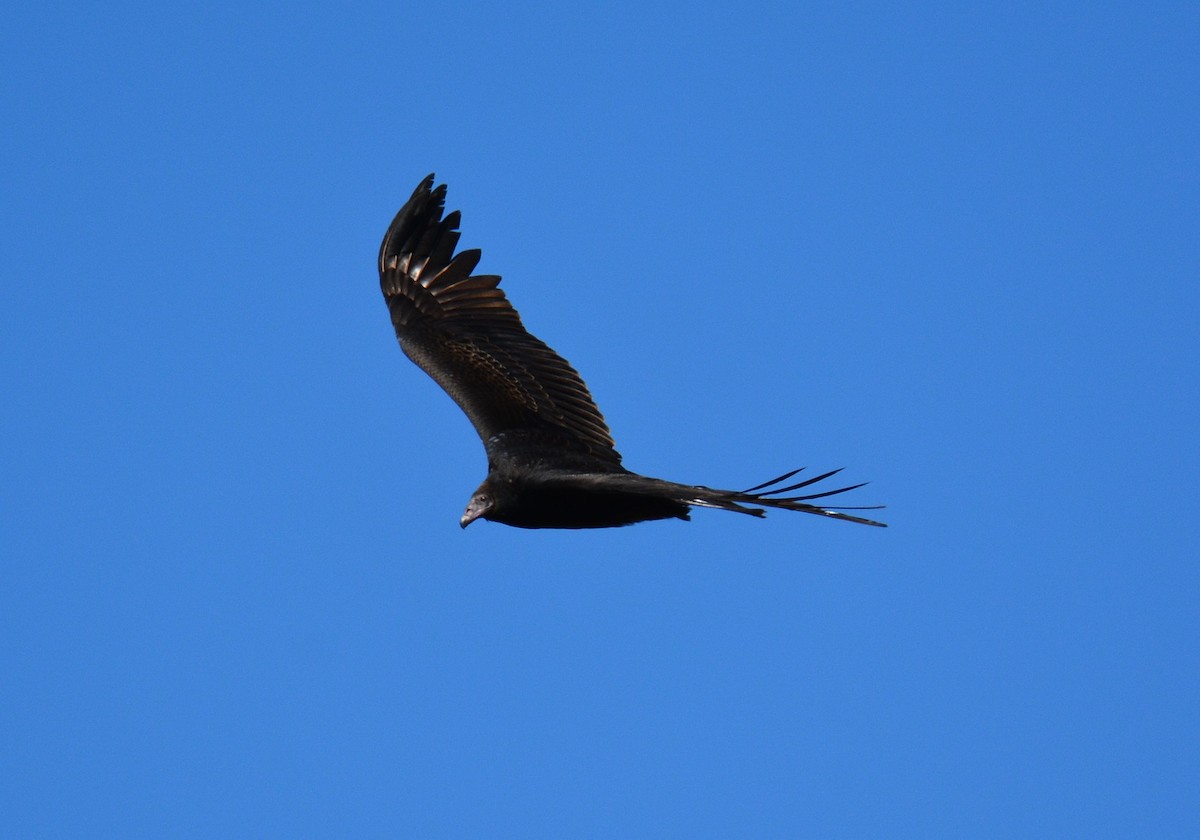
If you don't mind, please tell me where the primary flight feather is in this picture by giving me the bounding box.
[379,174,886,529]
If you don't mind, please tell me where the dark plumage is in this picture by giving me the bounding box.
[379,174,886,530]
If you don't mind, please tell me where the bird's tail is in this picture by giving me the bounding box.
[684,468,887,527]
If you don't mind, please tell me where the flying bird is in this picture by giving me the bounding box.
[379,174,886,530]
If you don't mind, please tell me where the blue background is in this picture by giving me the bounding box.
[4,2,1197,837]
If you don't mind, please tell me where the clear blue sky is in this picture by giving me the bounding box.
[3,2,1197,837]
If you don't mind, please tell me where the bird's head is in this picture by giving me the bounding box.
[461,483,495,529]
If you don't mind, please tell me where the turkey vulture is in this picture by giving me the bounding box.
[379,174,886,530]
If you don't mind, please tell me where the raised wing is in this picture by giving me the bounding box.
[379,174,622,466]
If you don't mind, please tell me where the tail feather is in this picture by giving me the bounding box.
[688,467,888,527]
[740,468,806,494]
[752,467,865,497]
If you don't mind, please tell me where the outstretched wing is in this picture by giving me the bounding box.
[560,467,888,527]
[379,174,621,466]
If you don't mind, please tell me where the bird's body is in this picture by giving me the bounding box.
[465,468,691,530]
[379,175,885,530]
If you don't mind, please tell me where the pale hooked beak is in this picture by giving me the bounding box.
[460,502,485,529]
